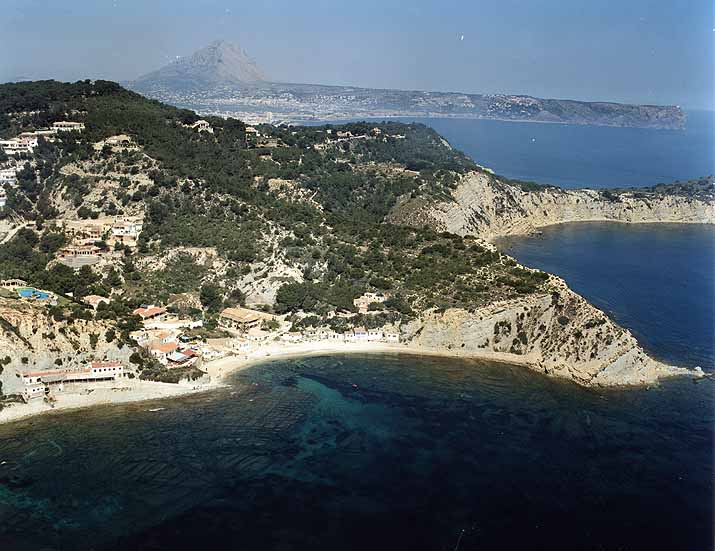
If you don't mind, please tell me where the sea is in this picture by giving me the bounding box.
[497,222,715,370]
[390,110,714,188]
[1,113,713,550]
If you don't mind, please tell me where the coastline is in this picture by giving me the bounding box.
[489,219,715,244]
[0,338,700,427]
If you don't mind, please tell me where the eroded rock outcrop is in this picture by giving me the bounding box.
[403,276,689,386]
[390,171,714,241]
[0,298,131,395]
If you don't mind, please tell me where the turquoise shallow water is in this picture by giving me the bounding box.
[498,222,715,370]
[0,353,712,550]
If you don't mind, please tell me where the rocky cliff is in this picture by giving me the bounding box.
[389,172,715,241]
[402,275,691,386]
[0,298,131,396]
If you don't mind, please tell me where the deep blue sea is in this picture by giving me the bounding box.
[1,114,712,550]
[393,111,714,188]
[0,354,712,550]
[497,223,715,370]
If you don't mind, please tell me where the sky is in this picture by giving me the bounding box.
[1,0,713,109]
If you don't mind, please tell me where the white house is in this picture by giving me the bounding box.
[351,326,369,340]
[1,136,38,155]
[51,121,85,132]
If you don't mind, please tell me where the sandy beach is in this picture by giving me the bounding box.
[0,340,424,426]
[0,377,217,426]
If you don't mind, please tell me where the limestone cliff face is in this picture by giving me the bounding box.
[390,171,714,240]
[0,299,131,396]
[389,173,712,386]
[403,276,688,386]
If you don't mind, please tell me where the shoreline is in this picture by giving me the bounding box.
[489,218,715,245]
[0,339,702,427]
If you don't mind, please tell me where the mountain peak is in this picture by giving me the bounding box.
[131,39,268,92]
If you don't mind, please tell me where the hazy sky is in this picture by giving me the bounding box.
[1,0,713,109]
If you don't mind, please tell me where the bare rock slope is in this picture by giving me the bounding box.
[403,276,690,386]
[0,298,131,395]
[391,173,713,386]
[390,171,714,241]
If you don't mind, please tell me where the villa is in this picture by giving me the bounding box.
[57,244,103,267]
[219,306,277,332]
[51,121,85,132]
[1,136,38,155]
[0,168,17,185]
[353,292,387,314]
[133,305,168,323]
[189,120,213,133]
[0,279,27,290]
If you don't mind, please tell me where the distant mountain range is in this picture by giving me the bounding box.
[127,40,686,129]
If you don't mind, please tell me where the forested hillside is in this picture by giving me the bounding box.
[0,80,551,337]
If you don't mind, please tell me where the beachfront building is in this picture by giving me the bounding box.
[20,361,125,401]
[51,121,85,132]
[90,361,124,379]
[367,329,384,341]
[219,307,277,332]
[351,326,369,340]
[231,339,252,353]
[383,332,400,343]
[166,349,198,368]
[246,327,272,342]
[148,341,179,363]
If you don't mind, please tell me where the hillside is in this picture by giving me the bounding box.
[128,41,686,130]
[0,80,710,389]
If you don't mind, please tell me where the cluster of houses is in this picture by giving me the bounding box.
[55,215,144,267]
[0,121,85,157]
[131,326,202,369]
[0,121,84,208]
[20,360,124,402]
[217,305,400,348]
[130,305,210,368]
